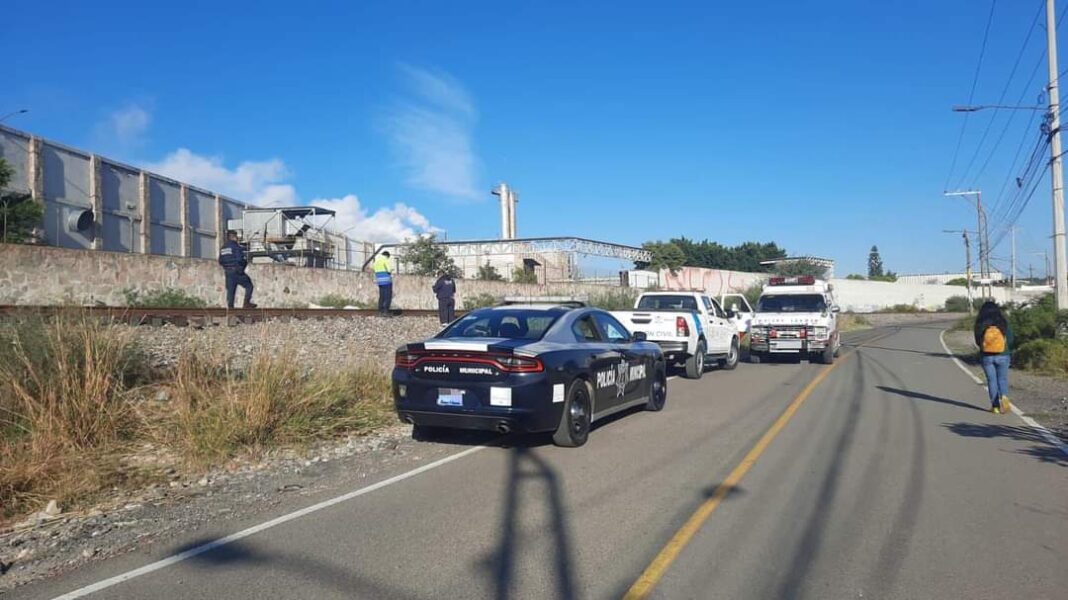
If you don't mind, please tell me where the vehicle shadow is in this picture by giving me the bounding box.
[479,446,580,600]
[875,385,988,413]
[942,422,1068,467]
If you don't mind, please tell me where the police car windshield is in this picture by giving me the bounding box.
[439,309,562,340]
[757,294,827,313]
[636,295,699,310]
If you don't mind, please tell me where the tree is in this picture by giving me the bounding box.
[868,271,898,283]
[868,245,884,278]
[637,238,787,272]
[774,259,828,279]
[0,158,42,244]
[477,262,503,281]
[637,241,686,273]
[845,274,866,280]
[513,267,538,284]
[404,234,461,277]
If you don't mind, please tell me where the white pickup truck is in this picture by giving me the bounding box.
[612,291,754,379]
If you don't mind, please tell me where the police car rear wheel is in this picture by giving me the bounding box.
[646,369,667,412]
[553,380,592,447]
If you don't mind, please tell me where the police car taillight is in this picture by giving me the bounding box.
[395,351,420,368]
[676,316,689,337]
[497,355,544,373]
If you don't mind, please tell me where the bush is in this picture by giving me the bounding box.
[945,296,971,312]
[588,289,638,311]
[1013,338,1068,373]
[463,293,499,310]
[513,268,538,284]
[477,263,504,281]
[123,287,206,308]
[886,303,919,313]
[314,294,371,309]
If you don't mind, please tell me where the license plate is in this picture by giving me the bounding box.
[437,388,465,406]
[774,339,803,350]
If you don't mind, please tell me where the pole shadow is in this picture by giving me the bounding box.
[876,385,988,413]
[481,446,579,600]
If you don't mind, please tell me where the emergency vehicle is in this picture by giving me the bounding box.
[749,276,841,364]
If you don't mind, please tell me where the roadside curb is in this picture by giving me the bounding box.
[939,329,1068,458]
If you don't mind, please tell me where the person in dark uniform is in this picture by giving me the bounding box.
[218,230,257,309]
[432,270,457,324]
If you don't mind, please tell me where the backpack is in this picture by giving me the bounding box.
[982,325,1006,353]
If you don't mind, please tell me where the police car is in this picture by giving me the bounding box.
[393,299,667,447]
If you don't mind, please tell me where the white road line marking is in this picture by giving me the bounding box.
[939,329,1068,458]
[50,445,487,600]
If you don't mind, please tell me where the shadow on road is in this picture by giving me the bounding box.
[876,386,987,413]
[483,446,579,600]
[942,422,1068,467]
[167,538,426,599]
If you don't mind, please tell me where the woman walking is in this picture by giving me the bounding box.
[974,301,1014,414]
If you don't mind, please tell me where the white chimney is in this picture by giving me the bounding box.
[493,182,513,240]
[509,188,518,239]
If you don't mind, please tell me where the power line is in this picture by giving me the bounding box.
[956,0,1045,188]
[945,0,1000,191]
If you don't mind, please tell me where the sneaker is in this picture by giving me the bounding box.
[991,405,1001,414]
[245,303,258,309]
[1000,396,1011,412]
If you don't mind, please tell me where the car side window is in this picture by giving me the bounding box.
[594,313,631,343]
[702,296,714,313]
[709,298,726,318]
[572,316,601,343]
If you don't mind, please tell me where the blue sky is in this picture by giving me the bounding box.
[3,0,1063,276]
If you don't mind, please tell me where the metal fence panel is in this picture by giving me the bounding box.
[188,188,217,258]
[100,161,141,253]
[148,177,181,255]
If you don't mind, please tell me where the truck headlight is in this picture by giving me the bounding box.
[814,326,828,339]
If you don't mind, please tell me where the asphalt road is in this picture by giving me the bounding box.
[13,323,1068,600]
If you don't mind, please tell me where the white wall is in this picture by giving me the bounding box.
[831,279,1033,312]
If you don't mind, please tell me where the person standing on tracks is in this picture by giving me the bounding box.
[373,250,394,316]
[432,269,456,324]
[974,300,1013,414]
[218,230,256,309]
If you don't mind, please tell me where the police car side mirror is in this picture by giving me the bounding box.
[631,331,647,343]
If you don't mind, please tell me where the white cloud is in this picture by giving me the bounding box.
[384,65,482,200]
[143,148,436,242]
[97,103,151,148]
[311,194,438,243]
[144,148,297,207]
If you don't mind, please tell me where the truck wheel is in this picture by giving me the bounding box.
[718,337,740,370]
[553,379,592,447]
[816,345,835,365]
[646,368,667,411]
[684,341,706,379]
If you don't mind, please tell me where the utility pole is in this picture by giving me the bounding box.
[1047,0,1068,308]
[1011,226,1017,290]
[945,190,988,297]
[944,229,975,312]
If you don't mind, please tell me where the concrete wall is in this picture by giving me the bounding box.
[830,278,1034,312]
[658,267,767,295]
[0,244,624,309]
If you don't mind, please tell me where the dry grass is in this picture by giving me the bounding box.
[0,315,395,524]
[0,315,147,521]
[838,313,873,332]
[155,350,392,466]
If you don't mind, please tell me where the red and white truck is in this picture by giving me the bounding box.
[748,276,841,364]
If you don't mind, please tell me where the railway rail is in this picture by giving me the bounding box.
[0,305,447,327]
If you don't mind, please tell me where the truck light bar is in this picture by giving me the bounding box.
[768,275,816,286]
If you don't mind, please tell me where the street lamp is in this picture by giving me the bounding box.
[0,109,28,124]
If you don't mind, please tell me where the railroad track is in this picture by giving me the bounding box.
[0,305,446,326]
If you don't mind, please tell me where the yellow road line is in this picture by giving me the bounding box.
[623,331,893,599]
